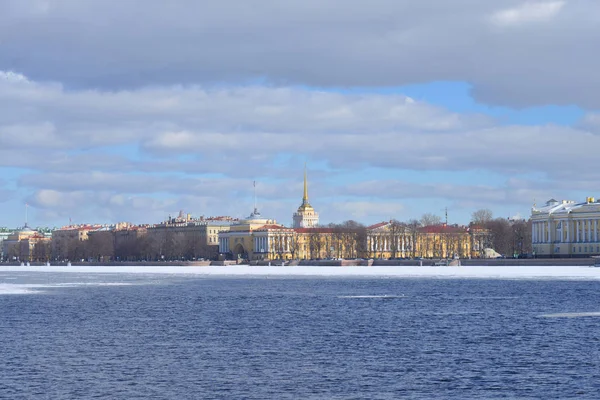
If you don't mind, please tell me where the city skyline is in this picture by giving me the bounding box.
[2,1,599,228]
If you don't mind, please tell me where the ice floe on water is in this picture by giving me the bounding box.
[0,283,39,295]
[0,281,140,295]
[539,312,600,318]
[2,265,600,280]
[337,295,405,299]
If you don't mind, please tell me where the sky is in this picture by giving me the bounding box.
[1,0,599,228]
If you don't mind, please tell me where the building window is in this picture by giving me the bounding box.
[585,246,588,252]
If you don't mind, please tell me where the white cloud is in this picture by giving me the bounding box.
[0,71,595,227]
[491,1,565,26]
[328,201,405,221]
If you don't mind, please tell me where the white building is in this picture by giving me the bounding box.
[531,197,600,257]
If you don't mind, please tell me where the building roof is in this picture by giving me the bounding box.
[419,224,468,234]
[255,224,291,231]
[293,227,337,234]
[367,222,389,230]
[532,198,598,216]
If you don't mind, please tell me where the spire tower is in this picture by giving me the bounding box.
[293,164,319,228]
[303,163,309,204]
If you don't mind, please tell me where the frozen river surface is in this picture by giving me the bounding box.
[1,266,599,399]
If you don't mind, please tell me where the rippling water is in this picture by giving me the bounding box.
[1,272,599,399]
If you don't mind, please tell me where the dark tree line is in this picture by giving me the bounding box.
[471,209,532,257]
[52,231,218,262]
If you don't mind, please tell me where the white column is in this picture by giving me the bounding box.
[566,220,570,243]
[595,219,598,242]
[588,220,592,242]
[576,221,580,243]
[532,222,536,243]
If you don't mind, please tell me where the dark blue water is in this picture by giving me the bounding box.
[1,273,599,399]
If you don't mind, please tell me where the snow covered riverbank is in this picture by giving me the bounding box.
[1,264,600,280]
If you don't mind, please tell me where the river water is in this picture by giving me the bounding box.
[1,271,599,399]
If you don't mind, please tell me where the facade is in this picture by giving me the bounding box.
[219,169,484,261]
[218,208,282,260]
[531,197,600,257]
[292,167,319,228]
[52,224,106,261]
[0,228,14,260]
[2,225,51,262]
[147,213,235,260]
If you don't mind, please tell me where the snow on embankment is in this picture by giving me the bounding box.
[1,265,600,280]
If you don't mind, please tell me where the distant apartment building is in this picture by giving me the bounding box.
[52,224,108,261]
[146,212,236,260]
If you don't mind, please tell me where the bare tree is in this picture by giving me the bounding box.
[388,220,404,259]
[420,213,442,227]
[308,231,322,259]
[32,241,51,262]
[329,223,345,258]
[289,232,300,260]
[406,219,421,258]
[486,218,511,257]
[87,232,115,262]
[471,209,494,225]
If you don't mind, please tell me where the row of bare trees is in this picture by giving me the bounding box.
[471,209,532,257]
[50,230,218,262]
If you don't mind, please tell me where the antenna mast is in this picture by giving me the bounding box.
[253,180,257,213]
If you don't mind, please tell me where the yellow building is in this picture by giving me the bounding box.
[218,208,283,260]
[365,221,474,259]
[218,169,481,262]
[2,225,51,262]
[531,197,600,257]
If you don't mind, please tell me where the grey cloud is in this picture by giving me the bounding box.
[1,1,598,108]
[340,179,557,207]
[1,72,598,186]
[17,171,314,202]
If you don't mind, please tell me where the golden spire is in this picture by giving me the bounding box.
[303,163,308,203]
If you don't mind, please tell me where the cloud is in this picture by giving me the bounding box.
[491,1,565,26]
[0,70,597,227]
[328,201,405,221]
[1,1,599,108]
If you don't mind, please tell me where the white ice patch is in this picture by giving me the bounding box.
[539,312,600,318]
[0,282,138,295]
[51,282,136,287]
[0,284,45,295]
[1,265,600,280]
[337,295,405,299]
